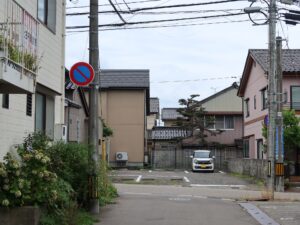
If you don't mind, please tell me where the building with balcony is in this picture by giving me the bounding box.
[0,0,66,159]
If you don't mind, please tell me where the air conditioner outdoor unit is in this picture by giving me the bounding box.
[116,152,128,161]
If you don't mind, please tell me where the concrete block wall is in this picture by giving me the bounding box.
[227,158,268,179]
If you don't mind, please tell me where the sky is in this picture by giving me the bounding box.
[65,0,300,109]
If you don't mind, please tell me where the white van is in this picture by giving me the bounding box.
[191,150,215,172]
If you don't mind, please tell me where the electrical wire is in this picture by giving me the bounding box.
[67,8,245,16]
[66,12,247,29]
[122,0,132,11]
[66,0,244,16]
[66,0,164,9]
[66,18,264,34]
[151,76,238,84]
[108,0,127,23]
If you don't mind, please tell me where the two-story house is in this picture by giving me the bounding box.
[0,0,66,159]
[161,83,243,147]
[238,49,300,159]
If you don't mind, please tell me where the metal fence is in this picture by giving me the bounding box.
[151,146,243,170]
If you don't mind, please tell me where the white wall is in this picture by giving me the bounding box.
[0,0,65,159]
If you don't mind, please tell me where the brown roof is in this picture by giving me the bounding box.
[238,49,300,97]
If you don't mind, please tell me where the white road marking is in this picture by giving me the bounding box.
[136,175,142,183]
[221,198,234,201]
[190,184,246,188]
[149,170,152,173]
[280,218,294,221]
[184,170,189,174]
[178,194,193,197]
[122,192,153,196]
[219,171,225,174]
[169,197,191,201]
[183,176,190,183]
[194,195,208,199]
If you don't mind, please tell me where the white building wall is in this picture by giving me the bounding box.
[0,0,65,159]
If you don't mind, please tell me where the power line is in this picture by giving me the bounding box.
[66,18,261,34]
[66,0,164,9]
[66,0,244,16]
[67,8,244,16]
[122,0,132,11]
[66,12,247,29]
[151,76,239,84]
[108,0,127,23]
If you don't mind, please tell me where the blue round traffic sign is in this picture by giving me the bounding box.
[69,62,95,86]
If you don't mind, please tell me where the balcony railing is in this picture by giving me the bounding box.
[0,0,39,93]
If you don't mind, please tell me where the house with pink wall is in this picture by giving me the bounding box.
[238,49,300,159]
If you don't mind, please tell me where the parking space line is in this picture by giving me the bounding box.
[183,176,190,183]
[219,171,225,174]
[136,175,142,183]
[184,170,189,174]
[149,170,152,173]
[194,195,208,199]
[190,184,246,188]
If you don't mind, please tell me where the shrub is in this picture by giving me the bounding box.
[98,160,118,206]
[45,142,91,205]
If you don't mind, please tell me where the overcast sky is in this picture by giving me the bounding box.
[65,0,300,108]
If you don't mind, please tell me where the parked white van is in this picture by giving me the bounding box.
[191,150,215,172]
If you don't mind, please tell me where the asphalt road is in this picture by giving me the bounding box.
[110,169,262,190]
[98,185,259,225]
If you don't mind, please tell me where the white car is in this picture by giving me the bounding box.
[191,150,215,172]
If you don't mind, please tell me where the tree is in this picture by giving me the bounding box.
[176,94,222,145]
[262,109,300,156]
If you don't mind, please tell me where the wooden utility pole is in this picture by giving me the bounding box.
[267,0,277,200]
[89,0,100,214]
[276,36,284,192]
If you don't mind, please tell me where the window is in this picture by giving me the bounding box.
[261,87,268,110]
[243,139,250,158]
[254,95,256,110]
[35,93,46,132]
[207,116,234,130]
[245,98,250,117]
[225,116,234,129]
[26,94,32,116]
[2,94,9,109]
[291,86,300,110]
[38,0,56,32]
[257,139,264,159]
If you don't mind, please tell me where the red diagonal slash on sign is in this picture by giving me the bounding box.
[75,68,89,81]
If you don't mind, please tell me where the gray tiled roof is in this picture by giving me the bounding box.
[100,69,149,88]
[250,49,300,73]
[150,98,159,114]
[161,108,184,120]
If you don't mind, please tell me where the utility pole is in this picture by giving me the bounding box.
[276,36,284,192]
[89,0,100,214]
[267,0,277,200]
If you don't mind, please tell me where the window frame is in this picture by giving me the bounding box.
[261,87,268,110]
[245,98,250,117]
[37,0,56,33]
[206,115,235,130]
[256,139,264,159]
[290,86,300,110]
[26,94,33,116]
[2,94,9,109]
[35,92,46,133]
[243,139,250,158]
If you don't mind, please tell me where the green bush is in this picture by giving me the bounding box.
[45,142,91,205]
[98,160,118,206]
